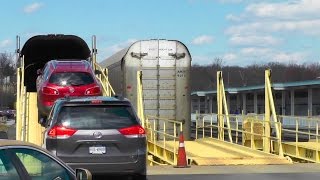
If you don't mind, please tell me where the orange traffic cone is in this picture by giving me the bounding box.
[174,131,190,168]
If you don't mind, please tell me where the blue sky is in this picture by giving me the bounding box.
[0,0,319,66]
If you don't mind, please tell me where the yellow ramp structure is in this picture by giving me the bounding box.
[164,138,291,165]
[279,142,320,163]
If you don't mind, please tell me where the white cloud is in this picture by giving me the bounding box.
[106,39,137,54]
[240,47,272,56]
[97,39,137,62]
[223,53,237,61]
[246,0,320,20]
[220,0,317,66]
[218,0,244,3]
[272,52,307,63]
[24,2,44,13]
[226,14,242,21]
[192,55,213,65]
[226,48,308,65]
[230,35,281,46]
[226,19,320,36]
[0,39,12,48]
[192,35,214,45]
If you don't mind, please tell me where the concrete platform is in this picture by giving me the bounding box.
[148,163,320,175]
[164,138,291,165]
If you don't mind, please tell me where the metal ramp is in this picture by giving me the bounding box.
[145,70,292,166]
[277,142,320,163]
[272,115,320,163]
[167,138,291,165]
[146,115,292,166]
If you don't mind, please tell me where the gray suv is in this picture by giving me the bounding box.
[40,96,147,179]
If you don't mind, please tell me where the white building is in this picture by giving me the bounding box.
[191,79,320,116]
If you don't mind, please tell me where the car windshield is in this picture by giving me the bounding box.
[49,72,94,86]
[57,105,138,129]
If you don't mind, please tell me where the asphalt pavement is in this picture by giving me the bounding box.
[92,164,320,180]
[147,173,320,180]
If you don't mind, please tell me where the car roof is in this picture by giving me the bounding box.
[50,60,92,72]
[0,140,46,150]
[56,96,131,105]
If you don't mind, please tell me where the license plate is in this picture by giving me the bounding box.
[89,146,106,154]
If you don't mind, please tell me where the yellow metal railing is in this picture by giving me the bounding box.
[276,115,320,162]
[195,113,283,156]
[93,62,115,97]
[146,115,183,165]
[216,71,232,142]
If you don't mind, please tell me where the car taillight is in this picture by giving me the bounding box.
[42,87,59,95]
[85,86,101,95]
[47,126,77,139]
[119,125,146,138]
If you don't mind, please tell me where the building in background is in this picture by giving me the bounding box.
[191,79,320,117]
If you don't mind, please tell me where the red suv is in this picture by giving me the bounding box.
[36,60,102,117]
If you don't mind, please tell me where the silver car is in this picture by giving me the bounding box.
[41,96,147,180]
[0,140,92,180]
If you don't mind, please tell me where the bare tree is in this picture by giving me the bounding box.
[0,53,16,109]
[191,61,320,91]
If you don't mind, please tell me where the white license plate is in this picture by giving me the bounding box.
[89,146,106,154]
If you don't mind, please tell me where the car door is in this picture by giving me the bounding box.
[8,147,74,180]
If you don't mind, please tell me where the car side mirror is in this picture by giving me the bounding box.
[37,69,42,75]
[38,117,47,127]
[94,69,102,75]
[76,168,92,180]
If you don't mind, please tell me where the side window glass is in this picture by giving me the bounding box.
[13,148,72,180]
[0,150,20,179]
[42,65,50,80]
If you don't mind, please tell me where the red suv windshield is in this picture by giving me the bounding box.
[49,72,94,86]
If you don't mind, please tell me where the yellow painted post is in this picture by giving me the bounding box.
[20,56,26,141]
[265,69,283,156]
[264,70,271,153]
[210,114,213,138]
[236,116,239,144]
[251,119,254,149]
[195,111,198,139]
[221,77,233,143]
[217,71,223,140]
[316,122,319,162]
[266,71,283,156]
[22,87,26,141]
[202,116,205,138]
[217,71,232,142]
[104,68,109,96]
[137,71,145,128]
[26,93,43,146]
[295,118,299,157]
[16,67,21,141]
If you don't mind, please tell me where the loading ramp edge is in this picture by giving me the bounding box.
[273,141,320,163]
[148,139,292,166]
[190,157,292,166]
[147,141,177,165]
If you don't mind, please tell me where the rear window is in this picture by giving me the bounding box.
[49,72,94,86]
[57,105,138,129]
